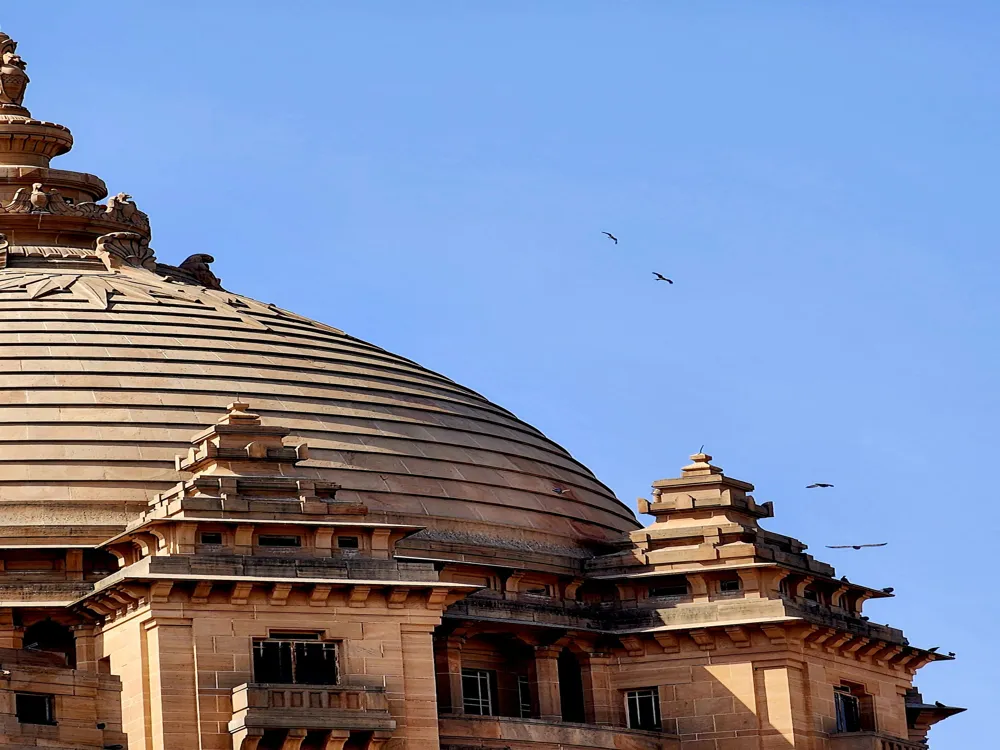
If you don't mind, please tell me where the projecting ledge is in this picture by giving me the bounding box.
[828,732,925,750]
[439,715,679,749]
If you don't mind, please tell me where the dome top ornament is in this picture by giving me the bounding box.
[0,32,30,114]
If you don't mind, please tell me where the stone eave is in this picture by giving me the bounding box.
[613,613,800,636]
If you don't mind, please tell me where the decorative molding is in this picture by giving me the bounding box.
[0,33,29,108]
[725,625,752,648]
[179,253,222,290]
[96,231,156,271]
[0,185,151,234]
[653,632,680,654]
[0,233,7,269]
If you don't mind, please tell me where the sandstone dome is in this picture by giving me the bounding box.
[0,34,638,555]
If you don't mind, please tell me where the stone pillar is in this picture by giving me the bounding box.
[144,617,202,750]
[435,634,464,714]
[755,663,811,748]
[534,646,562,721]
[400,623,441,748]
[72,623,97,672]
[0,610,22,649]
[583,653,613,725]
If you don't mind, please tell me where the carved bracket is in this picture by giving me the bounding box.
[96,231,157,271]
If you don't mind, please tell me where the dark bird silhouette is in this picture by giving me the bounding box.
[552,487,571,495]
[881,587,894,594]
[935,701,946,708]
[602,232,618,244]
[840,576,849,583]
[806,483,834,489]
[653,272,673,283]
[96,723,106,730]
[826,543,888,550]
[927,646,940,653]
[947,652,955,657]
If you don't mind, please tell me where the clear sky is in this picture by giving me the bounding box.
[5,2,996,745]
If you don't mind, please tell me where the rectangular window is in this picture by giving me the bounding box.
[625,688,661,731]
[461,668,497,716]
[517,674,532,718]
[258,535,302,547]
[252,637,338,685]
[649,576,688,598]
[15,693,55,725]
[719,578,741,593]
[200,532,223,545]
[834,687,862,733]
[337,536,360,549]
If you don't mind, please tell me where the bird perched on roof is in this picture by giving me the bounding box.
[806,483,834,489]
[927,646,939,653]
[826,543,888,550]
[881,587,894,594]
[552,487,572,495]
[840,576,849,583]
[935,701,946,708]
[947,652,955,657]
[653,272,673,283]
[601,231,618,244]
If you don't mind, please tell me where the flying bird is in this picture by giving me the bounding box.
[825,543,888,550]
[806,483,834,489]
[602,232,618,244]
[653,272,673,284]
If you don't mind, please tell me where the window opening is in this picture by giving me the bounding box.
[625,688,661,731]
[258,535,302,547]
[16,693,55,725]
[834,686,862,732]
[649,575,689,598]
[253,636,338,685]
[461,669,496,716]
[558,648,586,723]
[337,536,360,549]
[200,532,223,545]
[719,578,741,593]
[517,674,532,718]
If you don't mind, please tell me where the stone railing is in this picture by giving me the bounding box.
[229,682,396,735]
[439,714,679,750]
[829,732,925,750]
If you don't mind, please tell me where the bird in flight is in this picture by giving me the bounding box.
[653,272,673,284]
[602,232,618,244]
[826,542,888,550]
[806,483,834,489]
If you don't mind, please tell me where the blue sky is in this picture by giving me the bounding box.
[5,2,996,745]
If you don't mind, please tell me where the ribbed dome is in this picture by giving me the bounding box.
[0,262,639,548]
[0,30,638,552]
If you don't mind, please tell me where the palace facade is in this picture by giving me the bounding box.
[0,31,961,750]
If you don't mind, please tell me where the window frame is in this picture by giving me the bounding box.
[15,693,56,725]
[252,634,339,686]
[834,686,862,733]
[461,668,497,716]
[625,687,661,731]
[517,674,532,718]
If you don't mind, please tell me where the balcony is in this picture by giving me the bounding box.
[829,732,925,750]
[228,682,396,737]
[439,714,679,750]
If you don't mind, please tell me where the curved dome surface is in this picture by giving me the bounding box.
[0,262,639,547]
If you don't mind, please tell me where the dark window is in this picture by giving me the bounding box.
[649,576,689,598]
[253,637,338,685]
[719,578,741,593]
[337,536,359,549]
[462,669,497,716]
[517,674,532,718]
[200,532,223,545]
[835,687,862,732]
[16,693,55,725]
[626,688,661,731]
[803,588,819,602]
[258,535,302,547]
[558,649,586,723]
[522,586,551,597]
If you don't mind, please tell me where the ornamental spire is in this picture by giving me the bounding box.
[0,32,30,115]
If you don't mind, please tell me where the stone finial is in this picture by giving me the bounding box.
[0,33,29,109]
[219,401,262,427]
[681,452,723,477]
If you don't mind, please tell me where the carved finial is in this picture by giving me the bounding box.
[179,254,223,290]
[681,452,723,477]
[220,402,261,427]
[95,231,157,272]
[0,33,29,110]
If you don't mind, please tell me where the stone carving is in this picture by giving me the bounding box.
[178,254,222,289]
[0,233,8,269]
[0,185,151,234]
[0,33,29,108]
[95,231,157,271]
